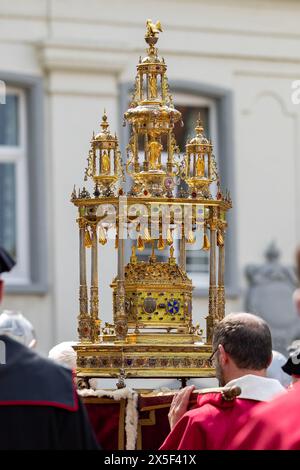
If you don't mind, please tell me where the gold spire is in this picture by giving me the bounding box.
[100,109,109,132]
[195,112,204,135]
[149,240,156,262]
[169,245,176,265]
[130,245,137,264]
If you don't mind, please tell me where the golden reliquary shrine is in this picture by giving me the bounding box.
[71,20,232,387]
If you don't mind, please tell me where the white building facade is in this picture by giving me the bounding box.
[1,0,300,353]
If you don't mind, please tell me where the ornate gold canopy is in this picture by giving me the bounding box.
[71,20,232,386]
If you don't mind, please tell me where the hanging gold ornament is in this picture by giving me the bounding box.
[157,234,165,250]
[137,236,145,251]
[143,226,151,242]
[186,230,196,244]
[203,232,210,251]
[217,230,224,247]
[98,225,107,245]
[166,228,173,245]
[84,228,92,248]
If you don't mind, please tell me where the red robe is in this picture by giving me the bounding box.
[160,392,260,450]
[228,382,300,450]
[160,375,285,451]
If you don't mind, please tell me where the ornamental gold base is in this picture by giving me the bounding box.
[74,341,214,379]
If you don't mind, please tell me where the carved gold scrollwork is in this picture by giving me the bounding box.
[210,154,219,182]
[84,149,94,181]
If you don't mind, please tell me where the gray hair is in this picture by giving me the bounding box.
[0,310,36,348]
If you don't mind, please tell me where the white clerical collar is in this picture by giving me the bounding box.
[226,374,286,402]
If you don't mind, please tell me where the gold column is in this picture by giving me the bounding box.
[139,72,143,100]
[207,210,218,344]
[217,230,225,321]
[92,145,96,175]
[90,223,100,343]
[146,74,149,100]
[78,219,90,342]
[115,214,128,341]
[167,130,172,174]
[144,132,149,171]
[179,224,186,271]
[133,126,139,173]
[193,153,196,177]
[99,150,102,175]
[113,148,117,176]
[207,152,211,180]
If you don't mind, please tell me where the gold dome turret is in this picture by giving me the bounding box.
[124,20,183,197]
[84,110,123,197]
[183,114,217,199]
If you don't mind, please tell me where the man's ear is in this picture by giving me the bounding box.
[218,344,228,365]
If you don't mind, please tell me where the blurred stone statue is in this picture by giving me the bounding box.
[245,241,300,355]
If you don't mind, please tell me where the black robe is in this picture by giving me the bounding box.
[0,335,99,450]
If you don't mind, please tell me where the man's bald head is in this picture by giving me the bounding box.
[212,313,272,370]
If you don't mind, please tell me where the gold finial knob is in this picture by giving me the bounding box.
[145,19,163,46]
[195,112,204,134]
[100,109,109,132]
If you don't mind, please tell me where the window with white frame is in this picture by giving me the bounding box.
[131,91,218,289]
[0,87,30,285]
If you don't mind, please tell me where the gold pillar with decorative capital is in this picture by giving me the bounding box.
[206,208,218,344]
[90,223,100,343]
[217,228,226,322]
[77,218,90,342]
